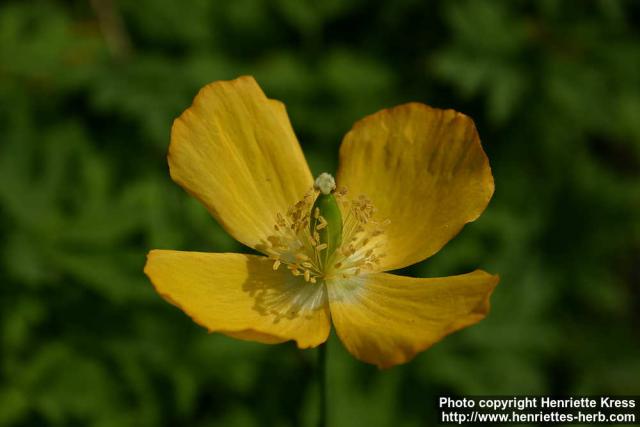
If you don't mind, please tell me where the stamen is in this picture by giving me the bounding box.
[325,192,389,281]
[316,216,328,230]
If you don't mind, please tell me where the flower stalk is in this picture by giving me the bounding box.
[317,343,327,427]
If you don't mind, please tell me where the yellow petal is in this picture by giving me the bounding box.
[144,250,330,348]
[337,103,494,271]
[170,76,313,250]
[327,270,498,368]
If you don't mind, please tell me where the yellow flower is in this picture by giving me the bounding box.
[144,76,498,368]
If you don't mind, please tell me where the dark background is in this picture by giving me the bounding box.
[1,0,639,426]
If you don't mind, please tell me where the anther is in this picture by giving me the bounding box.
[316,216,328,230]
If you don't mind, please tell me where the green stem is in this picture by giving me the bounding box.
[317,343,327,427]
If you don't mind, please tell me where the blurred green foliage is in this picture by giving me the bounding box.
[1,0,639,426]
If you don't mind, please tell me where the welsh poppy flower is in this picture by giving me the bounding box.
[144,76,498,368]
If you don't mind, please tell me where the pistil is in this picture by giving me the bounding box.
[310,174,342,268]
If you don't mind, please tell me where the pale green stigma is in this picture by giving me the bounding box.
[313,172,336,195]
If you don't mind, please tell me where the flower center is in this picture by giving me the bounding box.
[259,173,388,284]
